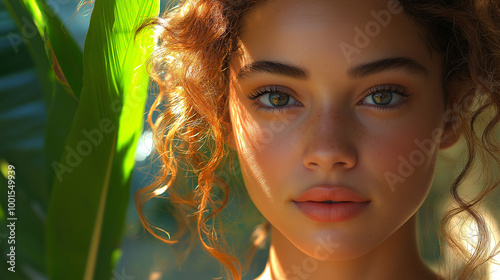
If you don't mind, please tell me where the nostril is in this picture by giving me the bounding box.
[305,159,354,170]
[306,162,319,169]
[302,143,357,170]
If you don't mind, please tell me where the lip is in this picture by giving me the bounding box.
[293,186,370,223]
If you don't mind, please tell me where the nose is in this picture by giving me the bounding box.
[302,110,357,171]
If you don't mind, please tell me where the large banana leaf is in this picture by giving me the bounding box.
[0,1,53,279]
[3,0,82,196]
[45,0,159,279]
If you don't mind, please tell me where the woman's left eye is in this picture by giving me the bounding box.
[360,85,409,107]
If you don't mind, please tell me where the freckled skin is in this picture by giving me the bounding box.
[228,0,460,279]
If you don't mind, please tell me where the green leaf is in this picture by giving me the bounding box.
[3,0,56,106]
[19,0,83,100]
[0,1,50,278]
[45,0,159,279]
[44,83,79,196]
[3,0,80,210]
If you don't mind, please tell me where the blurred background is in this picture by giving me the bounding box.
[0,0,499,279]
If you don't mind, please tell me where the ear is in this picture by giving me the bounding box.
[439,119,461,150]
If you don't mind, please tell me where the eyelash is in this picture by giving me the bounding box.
[247,84,410,112]
[248,85,300,112]
[359,84,410,112]
[248,85,293,100]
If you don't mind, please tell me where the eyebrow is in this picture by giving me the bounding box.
[236,61,310,80]
[236,56,428,80]
[347,57,428,78]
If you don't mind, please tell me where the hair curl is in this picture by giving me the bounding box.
[135,1,500,279]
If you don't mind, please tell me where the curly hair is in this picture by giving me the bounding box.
[134,0,500,279]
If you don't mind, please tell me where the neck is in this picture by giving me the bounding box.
[256,214,439,280]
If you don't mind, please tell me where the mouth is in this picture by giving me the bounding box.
[293,186,370,203]
[293,186,370,223]
[317,200,344,204]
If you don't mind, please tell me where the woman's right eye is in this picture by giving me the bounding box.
[248,86,301,110]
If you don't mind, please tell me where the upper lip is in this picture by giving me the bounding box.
[293,185,370,203]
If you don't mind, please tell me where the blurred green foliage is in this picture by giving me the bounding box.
[0,0,159,279]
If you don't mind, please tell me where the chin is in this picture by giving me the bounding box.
[274,222,389,262]
[306,236,380,261]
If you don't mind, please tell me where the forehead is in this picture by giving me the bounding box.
[234,0,439,78]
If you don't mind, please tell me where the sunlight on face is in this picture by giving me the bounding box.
[229,96,273,200]
[228,0,459,261]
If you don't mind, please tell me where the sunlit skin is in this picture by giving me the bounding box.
[228,0,461,279]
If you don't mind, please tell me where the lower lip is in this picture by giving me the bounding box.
[293,201,370,223]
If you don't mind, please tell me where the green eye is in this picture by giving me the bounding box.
[361,85,409,108]
[268,92,290,106]
[371,91,392,105]
[249,86,300,109]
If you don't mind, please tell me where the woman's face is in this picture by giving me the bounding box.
[228,0,459,260]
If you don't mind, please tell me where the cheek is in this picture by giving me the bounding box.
[229,90,288,203]
[366,112,443,211]
[229,95,303,217]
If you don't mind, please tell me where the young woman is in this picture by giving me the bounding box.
[135,0,500,279]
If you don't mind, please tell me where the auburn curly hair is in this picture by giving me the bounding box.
[134,0,500,279]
